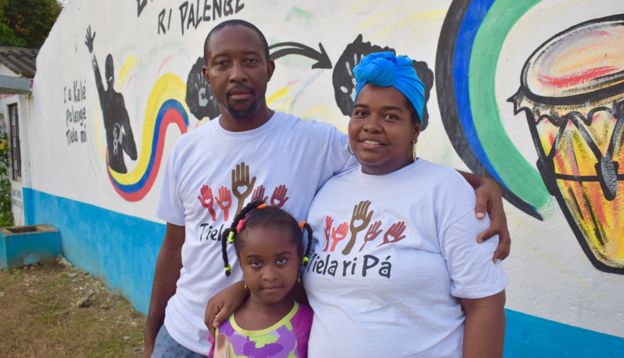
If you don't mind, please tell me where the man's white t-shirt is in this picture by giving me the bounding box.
[155,112,353,355]
[304,160,507,357]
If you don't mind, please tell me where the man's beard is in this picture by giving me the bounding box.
[226,98,259,119]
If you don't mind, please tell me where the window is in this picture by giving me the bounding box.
[8,104,21,181]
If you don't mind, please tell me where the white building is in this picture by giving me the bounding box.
[9,0,624,355]
[0,46,37,225]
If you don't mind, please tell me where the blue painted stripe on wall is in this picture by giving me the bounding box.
[21,188,624,355]
[23,187,164,314]
[505,310,624,357]
[453,0,503,185]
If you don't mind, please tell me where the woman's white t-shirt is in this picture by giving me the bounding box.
[305,160,507,357]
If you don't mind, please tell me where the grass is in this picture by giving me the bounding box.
[0,258,145,357]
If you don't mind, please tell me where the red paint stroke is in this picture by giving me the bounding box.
[547,131,556,149]
[538,66,618,88]
[590,30,612,37]
[126,74,136,88]
[588,186,608,228]
[108,107,187,201]
[158,55,177,74]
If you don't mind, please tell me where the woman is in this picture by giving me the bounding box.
[303,52,506,357]
[205,51,507,357]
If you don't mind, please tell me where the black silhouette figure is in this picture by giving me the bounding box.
[332,35,392,116]
[332,34,434,130]
[85,26,137,173]
[186,57,220,121]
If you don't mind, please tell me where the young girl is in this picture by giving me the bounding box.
[209,201,314,358]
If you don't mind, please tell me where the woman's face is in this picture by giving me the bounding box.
[348,84,420,175]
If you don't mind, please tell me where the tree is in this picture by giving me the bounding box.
[0,0,25,47]
[0,0,61,48]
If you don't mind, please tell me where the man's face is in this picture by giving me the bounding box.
[202,25,275,119]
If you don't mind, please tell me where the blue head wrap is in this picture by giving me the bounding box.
[353,51,425,123]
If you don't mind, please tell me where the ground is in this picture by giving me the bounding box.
[0,257,145,357]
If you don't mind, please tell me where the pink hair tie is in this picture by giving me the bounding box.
[236,218,247,233]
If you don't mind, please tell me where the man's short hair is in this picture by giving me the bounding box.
[203,19,270,61]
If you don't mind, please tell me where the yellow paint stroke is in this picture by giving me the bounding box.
[546,111,624,267]
[267,86,290,107]
[109,73,188,184]
[300,106,331,120]
[117,55,138,87]
[360,10,446,37]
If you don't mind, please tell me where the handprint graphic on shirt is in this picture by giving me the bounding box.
[215,186,232,221]
[197,185,217,221]
[323,216,333,252]
[329,222,349,252]
[251,184,268,202]
[379,221,407,246]
[231,162,257,217]
[359,220,382,252]
[270,185,289,208]
[342,200,374,255]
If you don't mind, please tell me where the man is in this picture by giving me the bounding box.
[144,19,510,357]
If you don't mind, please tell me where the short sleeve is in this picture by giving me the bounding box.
[154,142,185,226]
[440,210,507,299]
[293,304,314,358]
[324,126,358,176]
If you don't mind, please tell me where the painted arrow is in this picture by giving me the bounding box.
[269,42,332,69]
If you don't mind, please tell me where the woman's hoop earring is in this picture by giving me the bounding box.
[347,143,354,156]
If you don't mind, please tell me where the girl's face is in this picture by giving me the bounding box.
[349,84,420,175]
[238,226,301,306]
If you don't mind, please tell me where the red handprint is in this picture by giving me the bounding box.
[270,185,289,208]
[323,216,333,252]
[342,200,374,255]
[232,162,257,216]
[197,185,217,221]
[215,186,232,221]
[329,222,349,252]
[359,220,382,252]
[251,184,268,202]
[379,221,406,246]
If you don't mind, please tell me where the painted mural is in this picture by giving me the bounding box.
[109,0,622,275]
[84,24,190,202]
[436,0,548,220]
[436,0,624,274]
[104,73,189,202]
[510,15,624,273]
[85,26,138,174]
[63,79,88,147]
[99,31,434,203]
[23,0,624,354]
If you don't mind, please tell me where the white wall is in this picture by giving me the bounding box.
[26,0,624,344]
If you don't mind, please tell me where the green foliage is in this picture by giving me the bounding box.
[0,128,13,226]
[0,0,61,48]
[0,21,26,47]
[0,0,24,46]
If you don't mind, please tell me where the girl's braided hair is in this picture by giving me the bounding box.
[221,200,313,276]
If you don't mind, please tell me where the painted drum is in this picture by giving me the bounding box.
[510,15,624,273]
